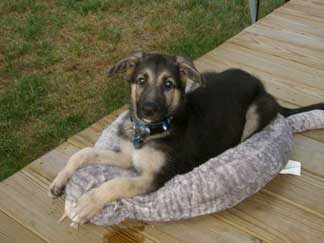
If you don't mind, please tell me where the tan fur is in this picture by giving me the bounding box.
[132,144,166,174]
[131,83,138,114]
[157,71,172,84]
[142,68,155,85]
[50,135,165,224]
[176,55,203,85]
[241,104,259,142]
[48,141,133,198]
[156,71,180,114]
[69,175,154,224]
[68,143,164,224]
[168,89,181,113]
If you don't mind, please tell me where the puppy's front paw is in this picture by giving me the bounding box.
[48,172,68,198]
[70,190,104,224]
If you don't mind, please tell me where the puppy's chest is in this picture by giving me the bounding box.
[119,118,169,174]
[120,138,166,174]
[132,146,166,174]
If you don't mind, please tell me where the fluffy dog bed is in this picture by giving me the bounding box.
[63,109,324,226]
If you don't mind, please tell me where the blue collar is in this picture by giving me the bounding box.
[131,116,173,149]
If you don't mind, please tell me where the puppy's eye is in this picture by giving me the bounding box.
[137,77,145,87]
[165,79,174,90]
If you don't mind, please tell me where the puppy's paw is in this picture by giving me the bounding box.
[48,173,68,198]
[70,190,104,224]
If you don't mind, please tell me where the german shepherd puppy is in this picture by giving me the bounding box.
[49,52,324,224]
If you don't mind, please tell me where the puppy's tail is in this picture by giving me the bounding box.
[279,102,324,117]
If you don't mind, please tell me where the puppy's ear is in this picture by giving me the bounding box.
[175,55,205,86]
[108,51,144,76]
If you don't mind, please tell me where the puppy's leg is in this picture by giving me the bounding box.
[49,140,133,198]
[241,104,259,142]
[70,175,153,224]
[70,144,166,224]
[241,93,279,142]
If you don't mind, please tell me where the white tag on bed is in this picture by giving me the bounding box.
[279,160,301,176]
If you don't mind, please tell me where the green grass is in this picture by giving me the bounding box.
[0,0,285,180]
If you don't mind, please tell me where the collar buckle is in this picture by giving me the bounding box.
[131,116,172,149]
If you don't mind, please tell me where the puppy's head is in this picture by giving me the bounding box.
[108,51,204,123]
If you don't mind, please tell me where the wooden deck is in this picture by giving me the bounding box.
[1,0,324,242]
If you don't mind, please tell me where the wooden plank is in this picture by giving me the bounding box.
[195,48,324,105]
[264,170,324,217]
[246,22,324,52]
[103,224,159,243]
[291,134,324,177]
[215,191,324,242]
[215,43,324,91]
[294,0,324,9]
[298,129,324,144]
[269,11,324,39]
[152,215,260,243]
[0,170,115,243]
[229,31,324,71]
[284,1,324,20]
[27,142,80,180]
[110,223,183,243]
[0,210,46,243]
[285,1,324,20]
[275,6,324,25]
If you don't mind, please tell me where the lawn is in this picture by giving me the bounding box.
[0,0,285,181]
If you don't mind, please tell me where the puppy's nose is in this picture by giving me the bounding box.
[142,102,159,116]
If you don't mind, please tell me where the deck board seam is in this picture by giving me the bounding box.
[0,202,51,243]
[275,8,324,24]
[221,42,324,93]
[271,9,324,26]
[109,225,154,243]
[196,51,324,97]
[109,225,163,243]
[228,35,324,73]
[261,188,324,221]
[244,25,324,52]
[212,213,273,243]
[259,19,324,42]
[301,168,324,181]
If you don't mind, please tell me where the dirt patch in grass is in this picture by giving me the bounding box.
[0,0,285,180]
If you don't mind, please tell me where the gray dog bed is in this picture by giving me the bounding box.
[64,109,324,226]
